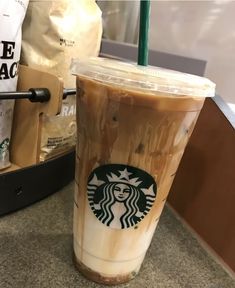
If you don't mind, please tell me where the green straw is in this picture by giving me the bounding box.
[138,0,151,66]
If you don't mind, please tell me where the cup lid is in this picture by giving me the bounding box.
[71,57,215,98]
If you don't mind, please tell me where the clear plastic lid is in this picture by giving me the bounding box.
[71,57,215,98]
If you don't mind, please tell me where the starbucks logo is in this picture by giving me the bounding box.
[0,138,9,155]
[87,164,157,229]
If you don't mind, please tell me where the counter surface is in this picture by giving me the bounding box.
[0,183,234,288]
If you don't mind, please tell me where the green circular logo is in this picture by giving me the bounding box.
[87,164,157,229]
[0,138,9,154]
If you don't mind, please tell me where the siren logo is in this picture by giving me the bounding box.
[87,164,157,229]
[0,138,9,154]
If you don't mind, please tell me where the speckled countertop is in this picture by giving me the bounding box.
[0,182,234,288]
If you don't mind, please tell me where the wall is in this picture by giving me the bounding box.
[149,1,235,107]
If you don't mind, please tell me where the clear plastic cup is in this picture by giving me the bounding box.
[71,57,215,285]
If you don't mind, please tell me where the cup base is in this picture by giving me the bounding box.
[73,253,137,285]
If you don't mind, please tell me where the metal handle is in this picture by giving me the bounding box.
[0,88,50,103]
[0,88,77,102]
[63,88,76,99]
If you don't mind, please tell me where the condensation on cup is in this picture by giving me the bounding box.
[71,57,215,285]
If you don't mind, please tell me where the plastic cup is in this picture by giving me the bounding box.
[71,57,215,285]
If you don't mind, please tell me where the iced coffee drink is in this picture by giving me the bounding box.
[71,57,215,284]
